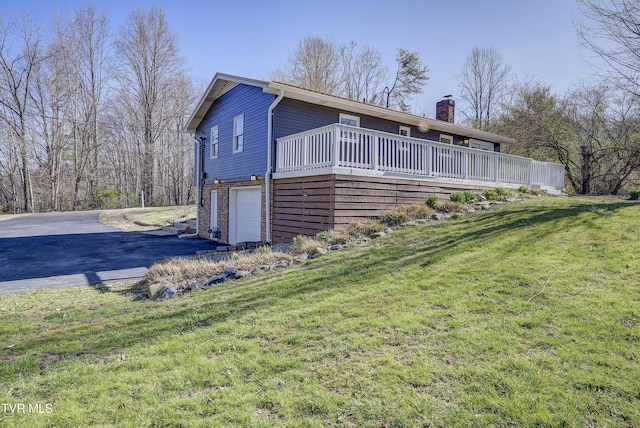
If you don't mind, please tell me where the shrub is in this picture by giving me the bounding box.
[292,235,307,246]
[315,231,331,242]
[483,189,502,201]
[425,195,439,208]
[327,229,351,245]
[346,220,384,237]
[495,187,507,197]
[291,235,324,255]
[403,204,434,219]
[463,190,476,202]
[630,190,640,200]
[378,208,410,227]
[379,204,434,226]
[450,192,466,203]
[518,186,528,193]
[437,201,464,213]
[451,191,476,203]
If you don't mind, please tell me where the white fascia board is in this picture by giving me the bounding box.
[185,73,269,133]
[266,81,515,145]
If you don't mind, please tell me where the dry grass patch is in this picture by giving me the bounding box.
[146,250,293,286]
[100,205,196,231]
[378,204,434,226]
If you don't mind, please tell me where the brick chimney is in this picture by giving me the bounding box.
[436,97,455,123]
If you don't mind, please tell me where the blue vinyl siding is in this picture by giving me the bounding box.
[273,98,497,149]
[197,84,274,181]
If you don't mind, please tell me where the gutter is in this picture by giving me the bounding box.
[265,89,285,243]
[179,135,202,239]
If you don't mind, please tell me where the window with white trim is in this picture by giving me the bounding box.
[233,115,244,153]
[439,134,453,145]
[210,125,219,159]
[339,113,360,127]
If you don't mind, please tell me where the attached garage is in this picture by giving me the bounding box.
[228,186,262,244]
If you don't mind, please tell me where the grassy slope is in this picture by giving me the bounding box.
[1,197,639,427]
[99,205,196,232]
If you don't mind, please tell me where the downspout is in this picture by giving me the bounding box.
[179,135,202,239]
[265,89,285,243]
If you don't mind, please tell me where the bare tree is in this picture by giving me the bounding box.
[498,81,640,194]
[274,35,342,94]
[456,46,510,130]
[29,39,71,211]
[340,41,386,103]
[114,7,185,206]
[0,17,43,212]
[50,5,111,209]
[272,36,428,113]
[577,0,640,96]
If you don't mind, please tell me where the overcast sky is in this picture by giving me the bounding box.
[3,0,597,117]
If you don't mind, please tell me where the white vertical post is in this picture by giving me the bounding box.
[302,134,308,170]
[334,125,341,167]
[373,133,379,170]
[426,142,432,176]
[463,151,469,180]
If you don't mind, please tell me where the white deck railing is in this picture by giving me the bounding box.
[275,124,565,191]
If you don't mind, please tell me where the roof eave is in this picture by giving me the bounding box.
[185,73,269,133]
[266,81,515,145]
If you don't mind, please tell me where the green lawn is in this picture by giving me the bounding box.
[1,197,639,427]
[99,205,196,232]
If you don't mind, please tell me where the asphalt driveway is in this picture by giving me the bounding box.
[0,211,217,295]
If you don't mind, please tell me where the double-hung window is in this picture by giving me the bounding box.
[210,126,219,159]
[233,115,244,153]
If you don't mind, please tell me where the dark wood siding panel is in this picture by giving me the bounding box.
[198,84,274,181]
[271,173,497,241]
[271,175,335,244]
[331,175,494,228]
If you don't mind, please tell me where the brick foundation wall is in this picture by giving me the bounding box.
[199,180,266,244]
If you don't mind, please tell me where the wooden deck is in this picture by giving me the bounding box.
[274,124,565,193]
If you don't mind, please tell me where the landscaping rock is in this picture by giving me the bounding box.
[160,286,178,299]
[431,213,446,221]
[185,278,208,292]
[275,261,291,269]
[330,245,343,251]
[207,273,229,286]
[479,203,491,210]
[294,253,309,263]
[251,267,267,276]
[371,231,386,239]
[416,219,428,224]
[147,283,165,299]
[314,247,328,255]
[236,270,251,279]
[224,267,239,279]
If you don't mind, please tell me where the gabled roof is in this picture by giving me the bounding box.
[186,73,268,133]
[186,73,515,145]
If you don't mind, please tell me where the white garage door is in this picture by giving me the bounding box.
[230,187,261,244]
